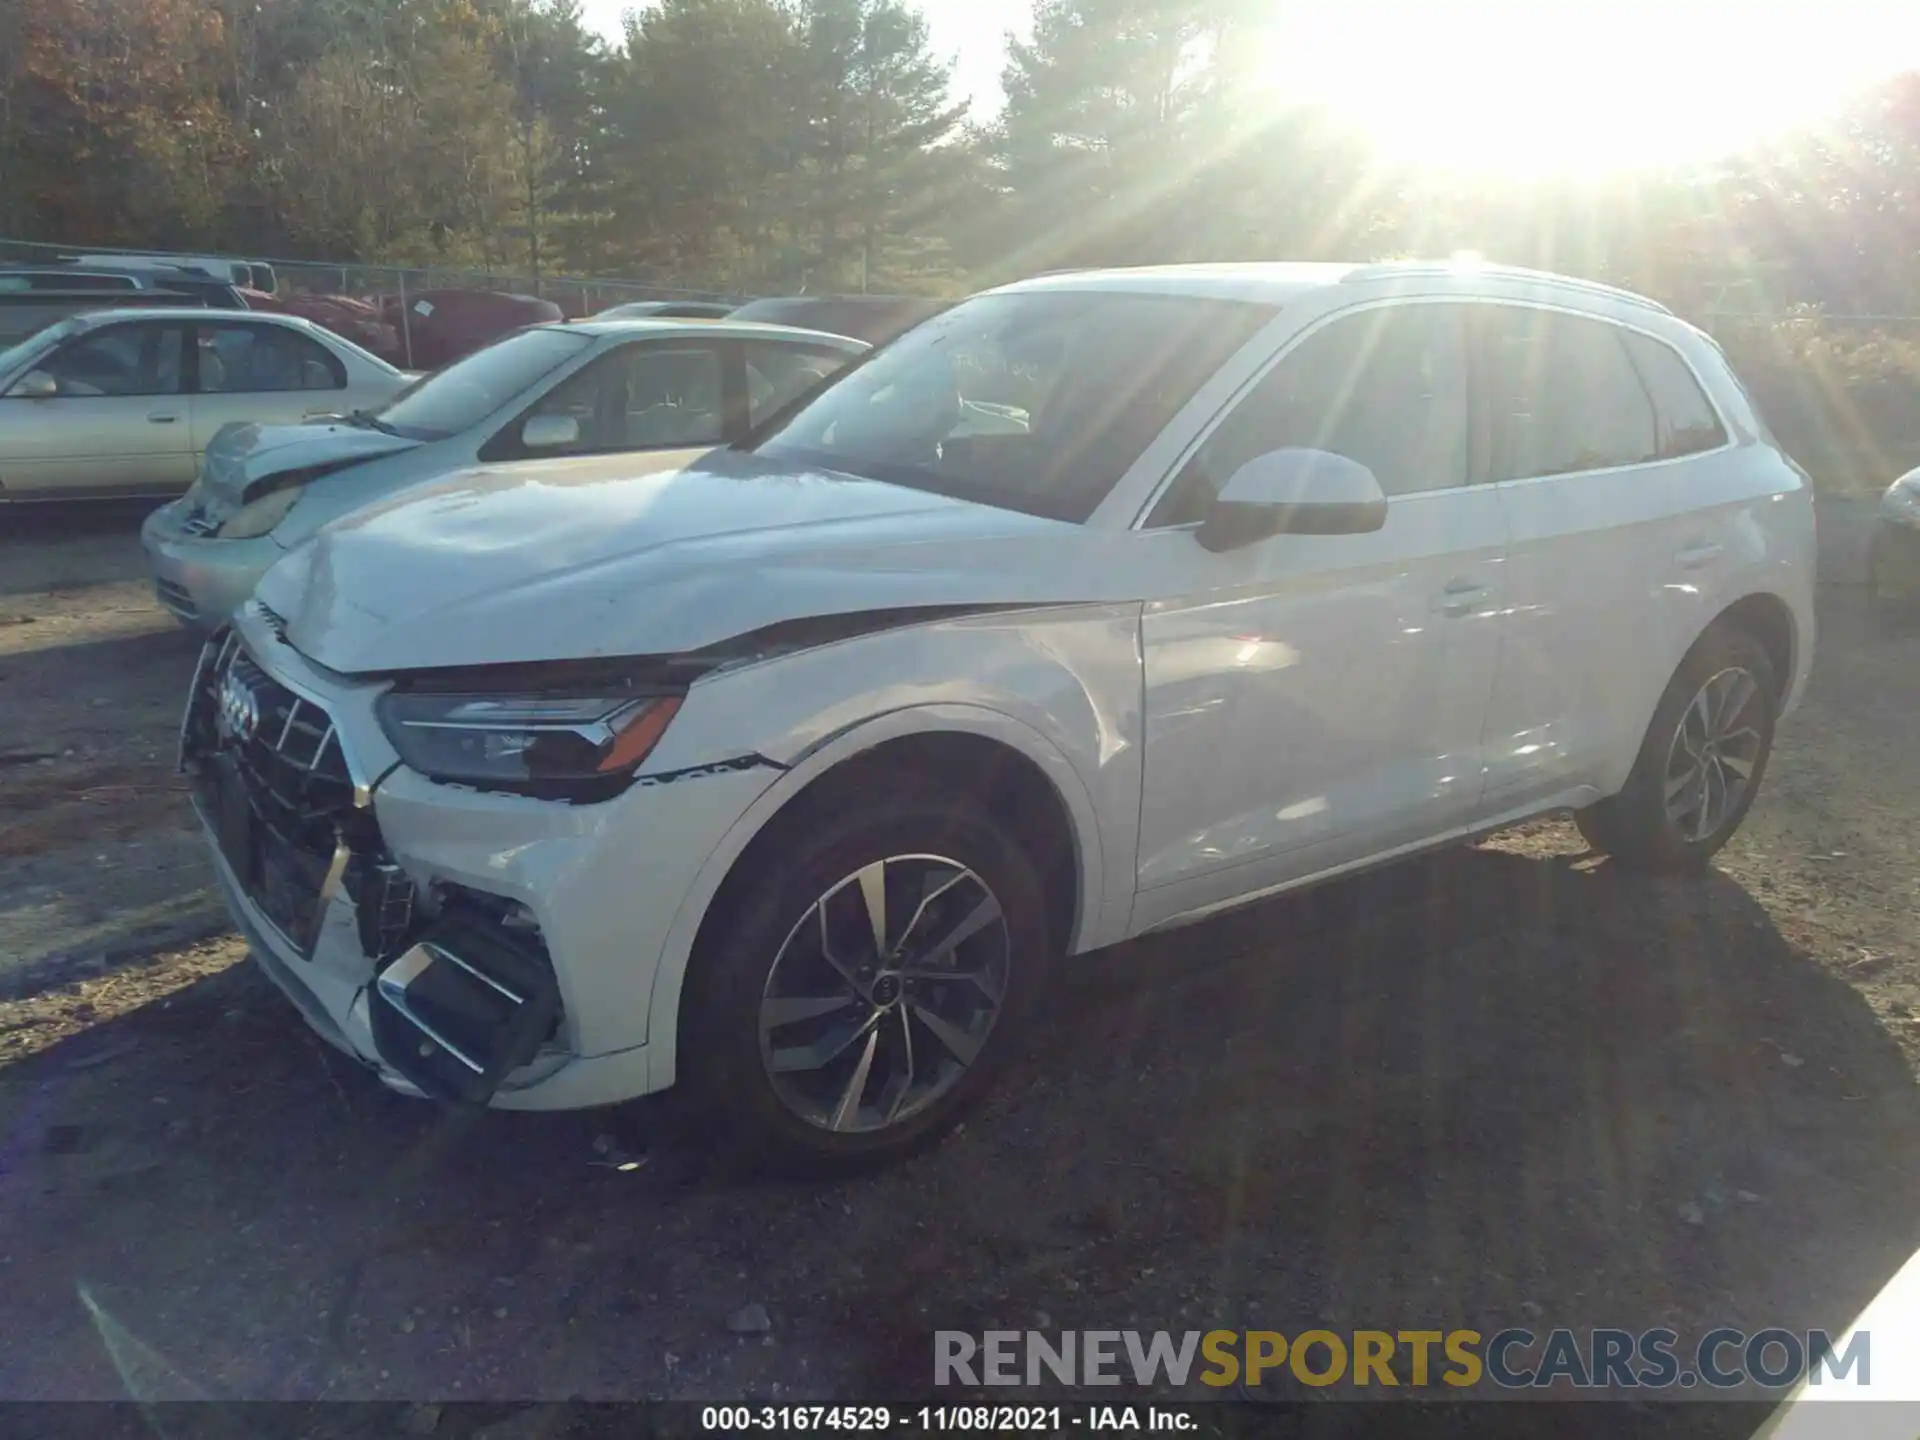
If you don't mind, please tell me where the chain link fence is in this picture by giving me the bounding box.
[0,237,744,369]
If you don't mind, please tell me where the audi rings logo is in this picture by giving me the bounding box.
[215,666,261,744]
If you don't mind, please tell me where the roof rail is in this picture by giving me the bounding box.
[1341,261,1673,316]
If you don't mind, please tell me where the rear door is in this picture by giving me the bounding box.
[187,320,353,459]
[1131,302,1510,929]
[1475,304,1737,811]
[0,319,193,497]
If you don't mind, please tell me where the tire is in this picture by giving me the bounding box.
[1575,625,1779,873]
[678,769,1051,1173]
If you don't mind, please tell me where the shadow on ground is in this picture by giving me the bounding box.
[1,841,1913,1426]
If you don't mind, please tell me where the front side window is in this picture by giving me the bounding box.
[1620,331,1728,459]
[0,318,84,381]
[522,341,728,453]
[376,327,590,440]
[196,323,344,392]
[749,290,1277,522]
[1483,307,1658,480]
[36,322,185,397]
[1152,303,1471,526]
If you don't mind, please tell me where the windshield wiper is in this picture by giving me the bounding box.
[347,409,402,436]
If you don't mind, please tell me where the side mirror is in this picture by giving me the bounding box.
[520,413,580,450]
[1196,448,1388,553]
[10,370,58,400]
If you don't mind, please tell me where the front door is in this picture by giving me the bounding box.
[1131,302,1509,932]
[0,319,193,497]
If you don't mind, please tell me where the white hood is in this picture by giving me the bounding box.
[258,449,1130,674]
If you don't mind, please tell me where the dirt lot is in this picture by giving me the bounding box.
[1,498,1917,1431]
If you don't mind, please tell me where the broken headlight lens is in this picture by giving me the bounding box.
[219,485,304,539]
[1882,476,1920,528]
[375,692,682,799]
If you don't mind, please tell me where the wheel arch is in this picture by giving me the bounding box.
[642,704,1105,1091]
[1702,590,1798,706]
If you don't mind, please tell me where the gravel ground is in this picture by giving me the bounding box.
[0,498,1916,1434]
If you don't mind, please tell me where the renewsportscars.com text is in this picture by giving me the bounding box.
[934,1328,1870,1391]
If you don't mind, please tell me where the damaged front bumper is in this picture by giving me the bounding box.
[180,623,778,1111]
[142,499,285,632]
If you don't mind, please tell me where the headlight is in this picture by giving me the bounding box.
[1883,478,1920,527]
[375,691,683,799]
[219,485,304,539]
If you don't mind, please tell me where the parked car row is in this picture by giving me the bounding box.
[135,260,1821,1172]
[141,317,865,624]
[0,307,410,501]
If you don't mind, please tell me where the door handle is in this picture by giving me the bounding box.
[147,411,179,424]
[1435,579,1487,618]
[1675,541,1723,570]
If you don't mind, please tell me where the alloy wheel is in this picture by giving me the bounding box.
[1662,665,1766,843]
[757,854,1011,1134]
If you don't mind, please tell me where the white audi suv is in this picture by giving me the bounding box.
[182,261,1816,1168]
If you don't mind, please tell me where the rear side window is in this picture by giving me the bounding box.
[746,341,855,427]
[196,322,345,392]
[1482,307,1658,480]
[1620,331,1728,458]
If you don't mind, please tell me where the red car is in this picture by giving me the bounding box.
[377,290,566,369]
[243,289,403,364]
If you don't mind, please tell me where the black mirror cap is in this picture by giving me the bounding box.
[1196,495,1388,552]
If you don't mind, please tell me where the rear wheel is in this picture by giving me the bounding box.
[680,773,1050,1172]
[1576,626,1778,872]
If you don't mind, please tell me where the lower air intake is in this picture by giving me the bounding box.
[368,908,562,1105]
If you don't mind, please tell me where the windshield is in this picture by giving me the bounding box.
[373,326,590,440]
[748,290,1277,521]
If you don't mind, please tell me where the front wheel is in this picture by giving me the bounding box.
[1576,627,1778,872]
[679,774,1051,1172]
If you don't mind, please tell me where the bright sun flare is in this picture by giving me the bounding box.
[1248,1,1917,177]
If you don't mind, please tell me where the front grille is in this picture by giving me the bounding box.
[221,649,357,828]
[155,576,198,622]
[184,632,417,958]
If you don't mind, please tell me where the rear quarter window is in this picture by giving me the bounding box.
[1620,331,1729,458]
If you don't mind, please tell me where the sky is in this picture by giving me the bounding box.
[581,1,1920,177]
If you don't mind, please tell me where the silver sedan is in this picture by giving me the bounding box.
[142,318,866,629]
[0,308,408,502]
